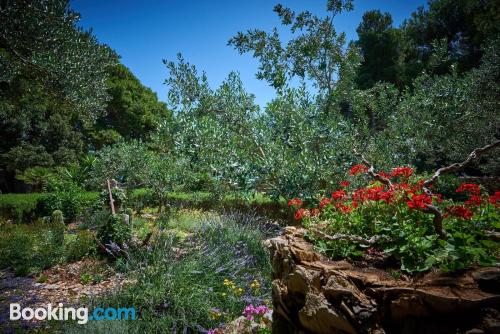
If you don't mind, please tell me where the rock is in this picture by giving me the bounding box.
[465,329,484,334]
[298,292,356,334]
[473,268,500,294]
[266,226,500,334]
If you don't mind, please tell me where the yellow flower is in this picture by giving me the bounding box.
[221,292,227,297]
[234,287,244,296]
[250,279,261,289]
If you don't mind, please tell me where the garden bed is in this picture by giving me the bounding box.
[266,227,500,334]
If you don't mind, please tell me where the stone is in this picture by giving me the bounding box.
[266,227,500,334]
[298,292,356,334]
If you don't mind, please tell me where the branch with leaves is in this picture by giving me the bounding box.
[309,227,387,245]
[421,140,500,238]
[353,148,393,188]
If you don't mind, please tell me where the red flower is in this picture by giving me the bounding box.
[379,190,394,203]
[311,208,320,217]
[349,164,368,176]
[391,167,414,178]
[378,171,391,179]
[335,202,353,213]
[448,205,473,220]
[331,190,347,200]
[488,191,500,206]
[294,208,310,220]
[339,181,350,188]
[351,201,359,208]
[406,193,432,210]
[319,198,331,209]
[288,198,303,207]
[465,195,482,207]
[456,183,481,195]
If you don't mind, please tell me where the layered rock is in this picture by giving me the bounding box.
[265,227,500,334]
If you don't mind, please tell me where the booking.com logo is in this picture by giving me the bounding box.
[10,303,136,324]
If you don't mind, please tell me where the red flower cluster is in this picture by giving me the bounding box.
[339,181,350,188]
[332,190,347,200]
[294,208,310,220]
[335,202,352,213]
[448,205,473,220]
[456,183,481,195]
[352,186,386,202]
[489,192,500,206]
[349,164,368,176]
[288,198,303,207]
[378,171,391,179]
[391,167,414,178]
[406,193,432,210]
[465,195,482,207]
[319,198,331,209]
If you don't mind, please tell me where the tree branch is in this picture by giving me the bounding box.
[420,139,499,239]
[309,227,387,245]
[353,148,393,188]
[422,140,500,191]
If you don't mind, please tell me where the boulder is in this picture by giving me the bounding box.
[266,226,500,334]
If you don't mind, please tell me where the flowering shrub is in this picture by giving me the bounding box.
[289,166,499,272]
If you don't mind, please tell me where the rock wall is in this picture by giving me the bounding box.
[265,227,500,334]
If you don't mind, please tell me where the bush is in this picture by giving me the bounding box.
[0,193,46,222]
[293,165,499,273]
[0,221,64,275]
[97,213,132,248]
[64,230,97,262]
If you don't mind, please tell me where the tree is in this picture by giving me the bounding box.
[0,0,117,122]
[0,0,117,191]
[87,64,172,149]
[401,0,500,79]
[163,54,262,195]
[228,1,355,99]
[355,10,405,89]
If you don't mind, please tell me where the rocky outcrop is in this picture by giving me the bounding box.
[265,227,500,334]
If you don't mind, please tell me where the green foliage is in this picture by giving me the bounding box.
[88,64,172,149]
[0,0,118,121]
[97,213,132,247]
[229,2,354,94]
[355,10,406,89]
[88,140,151,190]
[0,221,65,275]
[63,230,97,262]
[43,181,87,222]
[51,210,65,245]
[0,0,117,177]
[0,193,46,222]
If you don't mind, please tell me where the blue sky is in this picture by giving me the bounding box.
[71,0,426,107]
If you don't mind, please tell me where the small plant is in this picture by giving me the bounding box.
[64,230,97,262]
[97,213,132,248]
[80,272,93,284]
[51,210,65,245]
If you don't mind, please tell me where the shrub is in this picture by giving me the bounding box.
[292,166,499,273]
[0,193,46,222]
[0,221,64,275]
[42,185,86,222]
[97,213,132,248]
[64,230,97,262]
